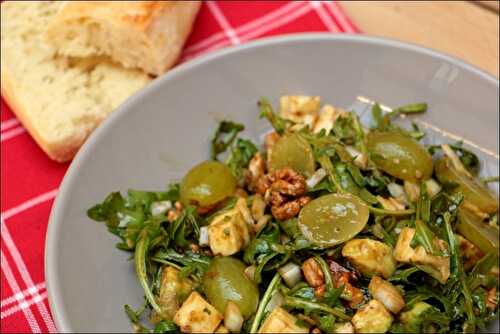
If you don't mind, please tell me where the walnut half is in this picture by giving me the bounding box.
[256,167,310,221]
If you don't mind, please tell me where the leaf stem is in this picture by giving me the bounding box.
[369,206,415,216]
[135,234,162,315]
[250,273,281,333]
[283,296,351,321]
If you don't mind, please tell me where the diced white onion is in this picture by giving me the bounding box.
[425,178,442,197]
[244,265,256,281]
[387,183,408,205]
[345,145,362,158]
[264,292,284,313]
[345,146,368,169]
[404,180,420,202]
[199,226,209,246]
[278,262,302,288]
[224,301,244,332]
[368,276,405,314]
[306,168,327,189]
[150,201,172,216]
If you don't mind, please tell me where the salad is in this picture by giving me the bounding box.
[88,95,499,333]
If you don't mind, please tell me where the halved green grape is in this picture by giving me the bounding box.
[457,207,499,254]
[202,256,259,318]
[367,131,433,182]
[180,161,236,207]
[435,157,498,214]
[269,133,315,177]
[298,193,369,247]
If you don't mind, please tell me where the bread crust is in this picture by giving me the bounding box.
[46,1,201,75]
[1,66,79,162]
[54,2,177,30]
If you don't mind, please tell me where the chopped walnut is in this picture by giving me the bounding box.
[302,258,324,288]
[271,168,307,196]
[256,167,310,220]
[328,260,364,308]
[337,272,365,308]
[271,196,311,221]
[486,287,498,310]
[457,235,485,271]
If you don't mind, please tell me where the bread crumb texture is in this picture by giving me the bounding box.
[1,1,151,161]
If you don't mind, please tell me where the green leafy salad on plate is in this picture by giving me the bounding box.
[88,95,499,333]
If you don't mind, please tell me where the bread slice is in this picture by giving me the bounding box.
[45,1,201,76]
[1,2,151,162]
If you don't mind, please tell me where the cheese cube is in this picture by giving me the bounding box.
[280,95,320,128]
[352,300,393,333]
[342,239,396,279]
[208,209,250,256]
[173,291,222,333]
[258,307,309,333]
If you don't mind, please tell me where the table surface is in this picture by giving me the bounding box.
[340,1,500,78]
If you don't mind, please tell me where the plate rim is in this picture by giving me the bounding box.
[45,32,499,331]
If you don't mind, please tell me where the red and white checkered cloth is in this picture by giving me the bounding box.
[0,2,358,332]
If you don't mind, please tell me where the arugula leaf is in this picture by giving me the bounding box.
[371,103,384,129]
[322,286,344,308]
[243,223,280,264]
[87,185,180,250]
[135,224,164,315]
[389,267,422,283]
[332,115,357,143]
[153,321,178,333]
[444,213,476,330]
[226,138,258,179]
[481,176,500,184]
[124,302,153,333]
[391,303,449,333]
[87,192,126,227]
[416,182,431,223]
[152,249,210,282]
[258,98,289,134]
[412,220,441,256]
[471,253,498,276]
[211,120,245,160]
[317,314,337,332]
[288,284,316,301]
[393,103,428,114]
[278,218,311,250]
[283,295,350,320]
[410,122,426,140]
[168,206,199,248]
[249,273,282,333]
